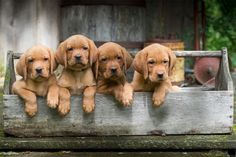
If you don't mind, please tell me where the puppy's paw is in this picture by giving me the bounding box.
[152,97,164,107]
[58,99,70,116]
[121,92,133,107]
[121,83,133,107]
[25,102,38,117]
[83,103,95,113]
[171,85,181,92]
[47,96,58,109]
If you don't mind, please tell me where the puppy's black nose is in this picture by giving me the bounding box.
[111,67,117,74]
[157,73,164,79]
[36,67,42,74]
[75,55,81,61]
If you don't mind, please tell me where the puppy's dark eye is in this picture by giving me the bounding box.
[148,60,155,64]
[163,60,168,64]
[28,59,34,63]
[101,58,107,62]
[117,56,122,60]
[82,46,88,50]
[44,58,49,61]
[67,47,73,51]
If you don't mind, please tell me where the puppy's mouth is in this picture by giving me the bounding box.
[68,59,88,67]
[75,60,85,65]
[32,74,48,81]
[148,75,167,83]
[68,63,89,71]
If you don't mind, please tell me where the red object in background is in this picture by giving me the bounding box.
[194,57,220,86]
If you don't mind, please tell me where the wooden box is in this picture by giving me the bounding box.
[3,48,234,137]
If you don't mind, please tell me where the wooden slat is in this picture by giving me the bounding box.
[0,135,236,150]
[3,88,233,137]
[215,48,234,90]
[0,151,229,157]
[3,51,15,95]
[61,6,145,42]
[174,51,222,57]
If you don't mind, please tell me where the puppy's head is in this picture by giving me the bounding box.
[55,35,98,71]
[16,45,57,81]
[95,42,133,81]
[133,44,176,82]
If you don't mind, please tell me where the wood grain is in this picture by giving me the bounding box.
[1,134,236,150]
[61,5,145,42]
[3,51,15,95]
[0,151,229,157]
[3,88,233,137]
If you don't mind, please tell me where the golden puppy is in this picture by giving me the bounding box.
[95,42,133,106]
[131,43,177,107]
[12,45,59,117]
[55,35,98,113]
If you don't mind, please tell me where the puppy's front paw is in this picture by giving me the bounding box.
[25,102,38,117]
[171,85,181,92]
[83,103,95,113]
[121,83,133,107]
[121,93,133,107]
[47,96,58,109]
[152,97,164,107]
[58,99,70,116]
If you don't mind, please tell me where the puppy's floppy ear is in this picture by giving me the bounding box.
[88,39,98,66]
[16,53,27,80]
[167,48,176,76]
[132,50,148,80]
[47,47,58,74]
[121,47,133,73]
[55,41,67,68]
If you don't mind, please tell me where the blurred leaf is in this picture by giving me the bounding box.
[205,0,236,68]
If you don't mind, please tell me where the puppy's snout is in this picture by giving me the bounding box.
[75,55,81,61]
[35,67,42,74]
[157,72,164,79]
[110,67,117,74]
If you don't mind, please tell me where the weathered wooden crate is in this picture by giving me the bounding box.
[3,48,234,137]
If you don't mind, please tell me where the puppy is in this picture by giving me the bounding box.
[95,42,133,106]
[131,43,177,107]
[55,35,98,113]
[12,45,59,117]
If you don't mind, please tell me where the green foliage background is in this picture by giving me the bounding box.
[205,0,236,68]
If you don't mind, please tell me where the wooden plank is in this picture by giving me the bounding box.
[61,5,145,42]
[3,88,233,137]
[215,48,234,90]
[174,51,222,57]
[0,151,230,157]
[3,51,15,95]
[0,134,236,150]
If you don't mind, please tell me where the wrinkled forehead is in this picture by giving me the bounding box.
[26,47,49,59]
[66,36,89,48]
[99,44,123,58]
[146,46,169,60]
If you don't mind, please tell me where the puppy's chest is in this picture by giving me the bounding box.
[58,69,96,95]
[28,82,49,96]
[70,77,87,94]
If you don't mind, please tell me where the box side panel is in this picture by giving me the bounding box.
[3,91,233,137]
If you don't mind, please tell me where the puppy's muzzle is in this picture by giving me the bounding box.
[110,67,117,75]
[157,72,164,80]
[35,67,43,74]
[75,55,81,63]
